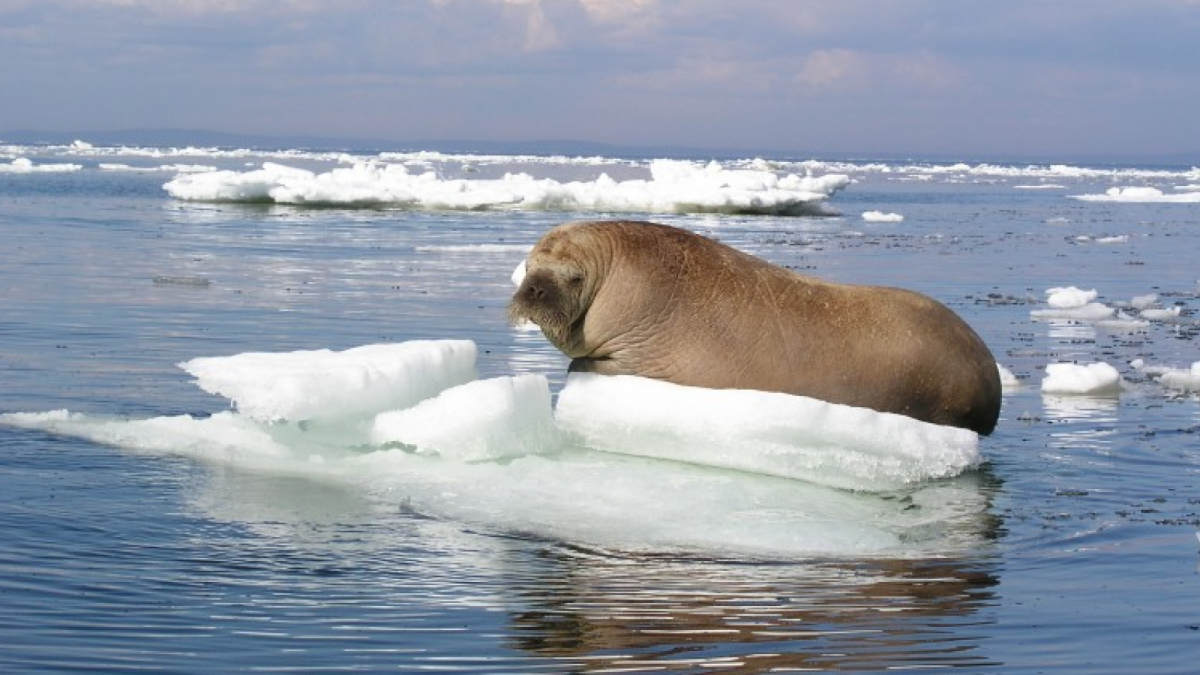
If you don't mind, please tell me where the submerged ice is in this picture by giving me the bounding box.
[162,159,850,215]
[0,339,988,558]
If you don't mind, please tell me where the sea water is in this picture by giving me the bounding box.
[2,142,1199,673]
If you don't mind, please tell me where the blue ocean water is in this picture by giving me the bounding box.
[2,143,1199,673]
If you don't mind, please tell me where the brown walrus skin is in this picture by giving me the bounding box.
[509,220,1001,435]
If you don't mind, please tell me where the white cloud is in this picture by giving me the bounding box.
[579,0,656,26]
[797,48,964,92]
[515,0,561,52]
[68,0,328,10]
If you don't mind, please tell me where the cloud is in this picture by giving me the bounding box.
[52,0,330,12]
[579,0,657,29]
[797,49,964,92]
[510,0,561,52]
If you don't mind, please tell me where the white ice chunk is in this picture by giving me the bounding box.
[1045,286,1097,308]
[1041,362,1123,395]
[1158,362,1200,392]
[1130,293,1159,309]
[861,210,904,222]
[1031,303,1115,321]
[1073,186,1200,203]
[998,364,1020,390]
[179,341,477,423]
[0,157,83,173]
[1140,306,1181,321]
[554,373,980,492]
[371,375,557,461]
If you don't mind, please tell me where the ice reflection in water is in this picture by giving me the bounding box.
[508,550,1002,672]
[180,464,1003,672]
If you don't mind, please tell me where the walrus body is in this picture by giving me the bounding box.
[509,220,1001,435]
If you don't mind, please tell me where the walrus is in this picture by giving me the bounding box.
[508,220,1001,435]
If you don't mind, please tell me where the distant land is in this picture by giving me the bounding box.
[2,127,1197,168]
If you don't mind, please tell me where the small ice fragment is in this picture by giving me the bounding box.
[1130,293,1159,310]
[1041,362,1123,395]
[1140,307,1181,321]
[997,365,1020,391]
[862,210,904,223]
[1158,362,1200,392]
[1046,286,1098,309]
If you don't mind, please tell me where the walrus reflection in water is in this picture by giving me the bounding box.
[509,220,1001,435]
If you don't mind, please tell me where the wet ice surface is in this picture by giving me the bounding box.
[2,145,1200,673]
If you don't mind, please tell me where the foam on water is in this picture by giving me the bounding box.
[161,159,850,215]
[0,340,990,558]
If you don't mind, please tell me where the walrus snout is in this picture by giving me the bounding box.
[508,268,583,353]
[513,269,558,306]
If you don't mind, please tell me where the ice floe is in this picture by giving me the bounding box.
[0,157,83,173]
[162,159,850,215]
[1073,186,1200,203]
[0,339,993,558]
[1133,360,1200,393]
[1031,286,1115,322]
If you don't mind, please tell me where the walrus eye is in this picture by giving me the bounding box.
[568,272,584,287]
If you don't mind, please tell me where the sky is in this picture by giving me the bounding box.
[2,0,1198,159]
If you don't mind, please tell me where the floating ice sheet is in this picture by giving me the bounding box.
[555,373,980,492]
[1,339,998,558]
[162,159,850,215]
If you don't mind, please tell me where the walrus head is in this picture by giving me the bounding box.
[508,228,596,355]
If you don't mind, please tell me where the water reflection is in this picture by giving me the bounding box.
[172,457,1005,672]
[508,548,1002,672]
